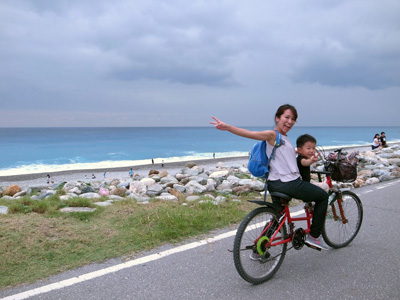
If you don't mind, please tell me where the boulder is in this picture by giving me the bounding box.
[129,181,147,195]
[146,184,163,196]
[185,180,207,194]
[2,185,21,197]
[79,192,101,199]
[110,187,127,197]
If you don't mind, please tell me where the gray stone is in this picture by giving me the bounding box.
[81,186,96,194]
[185,180,206,194]
[146,184,163,196]
[60,207,96,213]
[94,201,113,207]
[79,192,101,199]
[0,206,8,214]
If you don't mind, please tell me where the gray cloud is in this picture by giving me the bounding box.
[0,0,399,126]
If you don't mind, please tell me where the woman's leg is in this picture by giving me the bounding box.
[268,178,328,237]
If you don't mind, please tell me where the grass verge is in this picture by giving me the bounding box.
[0,195,259,289]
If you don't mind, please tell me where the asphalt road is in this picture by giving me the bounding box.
[1,179,400,300]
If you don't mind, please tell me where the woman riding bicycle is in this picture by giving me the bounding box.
[211,104,329,250]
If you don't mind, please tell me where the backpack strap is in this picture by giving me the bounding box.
[263,130,284,202]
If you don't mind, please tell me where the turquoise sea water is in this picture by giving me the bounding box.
[0,126,399,176]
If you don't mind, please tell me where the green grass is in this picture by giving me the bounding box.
[0,194,260,289]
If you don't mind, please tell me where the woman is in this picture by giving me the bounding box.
[210,104,329,250]
[371,133,382,150]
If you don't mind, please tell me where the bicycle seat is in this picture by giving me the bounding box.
[270,192,292,201]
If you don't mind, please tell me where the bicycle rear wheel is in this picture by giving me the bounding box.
[233,207,287,284]
[322,191,363,248]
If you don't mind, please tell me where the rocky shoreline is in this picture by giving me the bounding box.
[1,144,399,215]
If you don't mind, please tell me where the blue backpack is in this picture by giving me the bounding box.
[247,131,284,179]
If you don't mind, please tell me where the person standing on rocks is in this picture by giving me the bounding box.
[129,168,133,178]
[210,104,329,252]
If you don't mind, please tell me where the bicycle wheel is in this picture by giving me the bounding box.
[233,207,287,284]
[322,191,363,248]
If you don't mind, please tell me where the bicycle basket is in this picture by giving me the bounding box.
[325,152,358,183]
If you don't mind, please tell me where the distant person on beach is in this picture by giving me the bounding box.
[296,134,329,192]
[161,160,164,167]
[129,168,133,178]
[46,174,51,184]
[213,152,215,159]
[380,132,388,148]
[103,172,107,178]
[372,133,382,150]
[92,174,96,179]
[152,159,154,165]
[211,104,329,251]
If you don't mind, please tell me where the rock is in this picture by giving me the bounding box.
[172,184,186,193]
[79,192,101,199]
[168,188,184,201]
[129,181,147,195]
[99,187,110,196]
[1,195,14,200]
[188,175,208,185]
[140,178,156,187]
[175,173,189,181]
[148,169,159,176]
[117,181,131,188]
[158,170,169,178]
[146,184,163,196]
[232,185,252,195]
[185,162,197,168]
[185,180,207,194]
[209,170,229,179]
[365,177,380,185]
[353,178,365,188]
[217,180,233,190]
[186,195,201,202]
[238,179,264,191]
[60,195,74,200]
[110,187,126,197]
[13,190,27,198]
[69,187,81,194]
[160,176,178,185]
[81,186,96,194]
[108,195,125,200]
[181,167,202,176]
[94,201,113,207]
[2,185,21,197]
[388,158,400,166]
[0,206,8,214]
[156,194,178,201]
[60,207,96,213]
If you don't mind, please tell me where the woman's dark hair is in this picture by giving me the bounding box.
[275,104,298,122]
[374,133,380,138]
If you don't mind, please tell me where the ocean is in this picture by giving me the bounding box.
[1,126,399,176]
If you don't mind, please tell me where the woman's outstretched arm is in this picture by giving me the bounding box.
[210,116,275,144]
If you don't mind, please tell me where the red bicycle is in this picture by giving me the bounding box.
[233,148,363,284]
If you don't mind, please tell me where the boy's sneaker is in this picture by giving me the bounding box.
[249,252,261,261]
[305,234,329,250]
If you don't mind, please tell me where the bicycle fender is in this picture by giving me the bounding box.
[247,200,276,209]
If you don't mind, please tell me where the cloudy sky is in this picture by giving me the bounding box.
[0,0,399,127]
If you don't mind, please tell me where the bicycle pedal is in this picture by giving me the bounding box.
[304,242,322,252]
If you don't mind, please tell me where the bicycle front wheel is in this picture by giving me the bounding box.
[322,191,363,248]
[233,207,287,284]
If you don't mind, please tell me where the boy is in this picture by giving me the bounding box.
[296,134,329,192]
